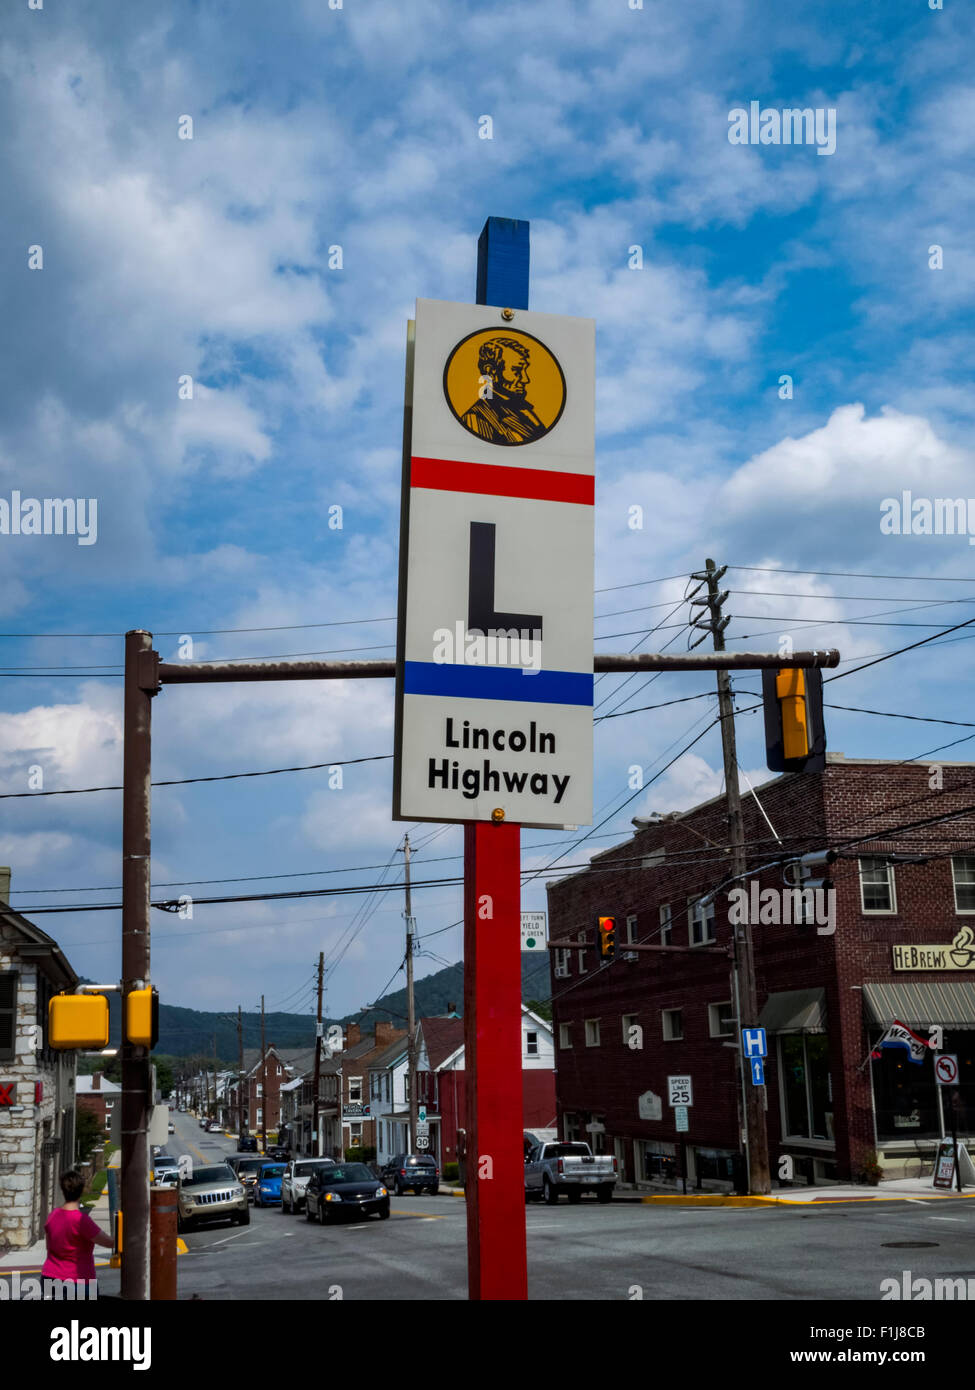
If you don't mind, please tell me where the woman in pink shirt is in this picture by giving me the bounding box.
[42,1168,113,1296]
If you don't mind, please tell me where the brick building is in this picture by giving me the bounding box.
[75,1071,121,1134]
[0,869,79,1249]
[546,756,975,1188]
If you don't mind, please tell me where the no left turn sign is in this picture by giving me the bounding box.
[935,1053,959,1086]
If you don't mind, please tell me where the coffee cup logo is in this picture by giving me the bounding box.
[443,328,566,446]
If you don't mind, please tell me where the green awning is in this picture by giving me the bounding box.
[757,988,826,1033]
[863,980,975,1030]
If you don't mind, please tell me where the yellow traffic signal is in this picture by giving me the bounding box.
[762,666,826,773]
[597,915,617,961]
[775,667,809,761]
[126,987,159,1049]
[48,993,110,1050]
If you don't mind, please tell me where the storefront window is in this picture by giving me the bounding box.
[780,1034,833,1140]
[873,1030,975,1142]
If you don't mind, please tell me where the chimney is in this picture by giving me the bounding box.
[346,1023,361,1047]
[92,1072,102,1091]
[0,867,10,906]
[375,1021,394,1046]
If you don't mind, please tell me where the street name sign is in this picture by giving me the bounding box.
[667,1075,693,1106]
[521,911,546,951]
[393,298,595,828]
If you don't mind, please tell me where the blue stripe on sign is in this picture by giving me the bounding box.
[403,661,593,706]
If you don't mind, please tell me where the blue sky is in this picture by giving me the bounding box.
[1,0,973,1030]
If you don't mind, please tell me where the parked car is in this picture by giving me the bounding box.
[305,1163,389,1224]
[206,1119,223,1132]
[177,1162,248,1232]
[198,1117,208,1129]
[237,1134,258,1153]
[168,1122,176,1134]
[281,1158,336,1214]
[151,1153,178,1184]
[380,1154,440,1195]
[253,1162,287,1207]
[267,1144,289,1160]
[524,1141,617,1204]
[227,1154,269,1202]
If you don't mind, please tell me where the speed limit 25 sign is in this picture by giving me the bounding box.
[667,1075,693,1107]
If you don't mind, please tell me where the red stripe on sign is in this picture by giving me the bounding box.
[411,456,594,505]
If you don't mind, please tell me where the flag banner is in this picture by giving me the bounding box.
[877,1019,930,1065]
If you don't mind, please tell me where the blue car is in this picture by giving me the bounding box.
[253,1162,287,1207]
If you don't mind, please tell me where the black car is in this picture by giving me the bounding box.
[237,1134,258,1153]
[381,1153,440,1195]
[305,1163,390,1224]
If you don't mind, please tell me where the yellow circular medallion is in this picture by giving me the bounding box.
[443,328,566,446]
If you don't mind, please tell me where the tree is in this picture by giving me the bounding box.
[525,998,552,1022]
[75,1107,102,1163]
[153,1056,175,1097]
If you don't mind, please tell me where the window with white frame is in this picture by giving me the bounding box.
[256,1083,263,1097]
[350,1123,362,1143]
[559,1023,572,1049]
[370,1073,381,1101]
[625,914,637,945]
[348,1077,363,1104]
[554,948,570,979]
[525,1031,538,1058]
[622,1013,638,1042]
[708,1001,736,1037]
[952,856,975,913]
[256,1108,263,1124]
[662,1008,683,1040]
[577,931,588,974]
[659,903,673,946]
[383,1073,391,1101]
[688,896,716,945]
[859,857,895,913]
[584,1019,600,1047]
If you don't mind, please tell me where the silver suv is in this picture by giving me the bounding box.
[281,1158,336,1214]
[177,1162,248,1232]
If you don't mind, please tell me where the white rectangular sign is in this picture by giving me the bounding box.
[393,298,595,829]
[521,911,547,951]
[667,1075,693,1107]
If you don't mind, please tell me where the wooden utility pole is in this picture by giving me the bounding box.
[693,557,771,1195]
[212,1037,218,1127]
[312,952,324,1157]
[260,995,267,1154]
[402,835,418,1153]
[120,629,158,1302]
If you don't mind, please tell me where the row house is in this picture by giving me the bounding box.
[370,1009,557,1166]
[224,1046,309,1135]
[547,756,975,1190]
[76,1071,121,1134]
[0,868,80,1249]
[277,1023,407,1157]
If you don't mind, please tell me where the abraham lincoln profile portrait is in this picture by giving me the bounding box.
[461,336,548,445]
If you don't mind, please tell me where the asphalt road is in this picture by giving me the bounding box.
[107,1114,975,1302]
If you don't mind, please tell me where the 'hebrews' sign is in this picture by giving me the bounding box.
[393,298,595,829]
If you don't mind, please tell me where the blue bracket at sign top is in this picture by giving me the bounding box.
[477,217,530,311]
[750,1057,765,1086]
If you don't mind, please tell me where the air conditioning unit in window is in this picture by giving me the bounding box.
[554,963,569,979]
[622,951,639,963]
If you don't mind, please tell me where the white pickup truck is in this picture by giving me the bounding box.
[525,1141,617,1205]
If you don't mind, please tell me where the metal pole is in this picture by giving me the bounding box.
[312,952,324,1159]
[237,1006,243,1138]
[403,835,418,1153]
[698,559,771,1195]
[260,995,267,1154]
[120,629,157,1301]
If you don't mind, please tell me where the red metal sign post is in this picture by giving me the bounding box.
[463,218,531,1300]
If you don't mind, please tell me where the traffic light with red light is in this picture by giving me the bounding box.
[762,666,826,773]
[597,915,617,962]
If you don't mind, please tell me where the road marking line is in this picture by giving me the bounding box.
[208,1229,253,1247]
[929,1216,964,1222]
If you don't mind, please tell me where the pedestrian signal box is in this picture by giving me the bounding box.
[126,987,159,1049]
[762,666,826,773]
[49,993,110,1050]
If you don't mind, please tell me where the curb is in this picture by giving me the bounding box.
[638,1191,975,1207]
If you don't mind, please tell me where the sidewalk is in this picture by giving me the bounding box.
[637,1175,975,1206]
[0,1153,118,1273]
